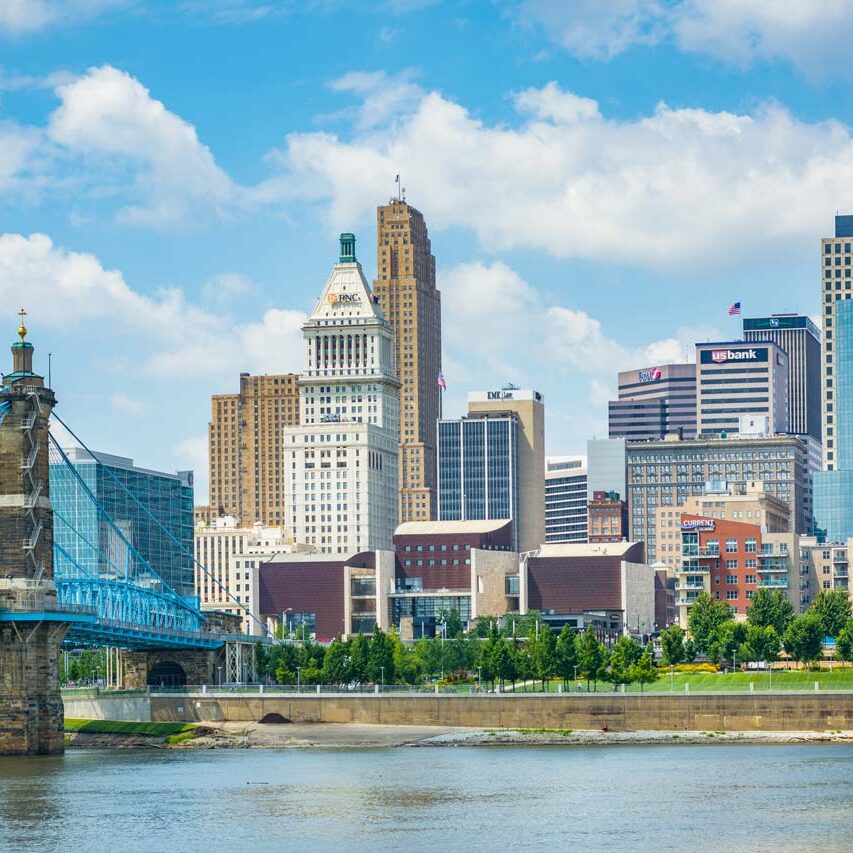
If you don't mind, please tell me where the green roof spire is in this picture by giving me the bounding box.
[339,233,356,263]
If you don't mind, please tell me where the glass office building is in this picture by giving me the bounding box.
[814,299,853,541]
[437,415,519,550]
[50,448,195,596]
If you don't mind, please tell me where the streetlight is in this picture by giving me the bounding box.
[282,608,292,640]
[296,665,302,693]
[573,664,578,683]
[380,666,385,690]
[670,664,675,693]
[477,666,482,691]
[217,665,223,687]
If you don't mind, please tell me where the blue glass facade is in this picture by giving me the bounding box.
[815,299,853,541]
[437,417,519,550]
[50,450,195,596]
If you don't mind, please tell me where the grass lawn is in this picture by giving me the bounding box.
[506,668,853,694]
[64,719,197,737]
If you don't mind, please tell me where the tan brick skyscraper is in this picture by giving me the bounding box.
[207,372,299,525]
[373,199,441,522]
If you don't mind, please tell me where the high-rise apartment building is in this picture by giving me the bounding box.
[283,234,400,555]
[695,341,789,437]
[544,455,588,543]
[51,448,195,596]
[207,373,300,525]
[372,199,441,523]
[626,433,809,564]
[467,387,545,552]
[437,413,520,551]
[608,364,697,441]
[743,315,822,440]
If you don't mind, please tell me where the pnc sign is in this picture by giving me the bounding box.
[700,347,768,365]
[327,292,361,305]
[638,367,662,382]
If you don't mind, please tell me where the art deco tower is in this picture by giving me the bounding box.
[373,199,441,522]
[283,234,400,554]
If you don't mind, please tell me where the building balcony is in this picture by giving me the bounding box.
[757,579,789,589]
[676,596,700,607]
[676,582,706,592]
[758,565,788,575]
[682,547,719,559]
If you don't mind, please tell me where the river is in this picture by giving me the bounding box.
[1,745,851,851]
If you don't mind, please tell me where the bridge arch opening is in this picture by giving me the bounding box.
[147,661,187,688]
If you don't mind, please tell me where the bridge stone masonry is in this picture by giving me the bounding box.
[0,314,72,755]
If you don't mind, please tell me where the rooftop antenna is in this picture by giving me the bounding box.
[395,172,402,202]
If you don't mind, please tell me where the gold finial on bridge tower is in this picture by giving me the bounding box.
[17,308,27,341]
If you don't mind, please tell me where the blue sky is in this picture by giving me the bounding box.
[1,0,852,504]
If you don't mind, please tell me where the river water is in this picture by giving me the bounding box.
[1,745,851,852]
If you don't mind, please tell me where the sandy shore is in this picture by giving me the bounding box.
[171,722,853,750]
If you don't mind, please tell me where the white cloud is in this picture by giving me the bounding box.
[518,0,665,61]
[518,0,853,77]
[110,393,146,415]
[269,80,853,269]
[0,0,129,35]
[47,65,239,228]
[202,272,256,303]
[327,69,423,130]
[0,231,304,379]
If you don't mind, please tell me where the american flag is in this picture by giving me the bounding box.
[727,301,741,316]
[437,372,447,391]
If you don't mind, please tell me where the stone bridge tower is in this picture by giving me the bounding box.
[0,312,67,755]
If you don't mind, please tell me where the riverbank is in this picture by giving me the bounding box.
[64,721,853,750]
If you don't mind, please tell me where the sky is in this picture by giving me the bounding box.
[1,0,852,505]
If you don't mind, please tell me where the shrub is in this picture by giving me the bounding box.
[673,662,719,673]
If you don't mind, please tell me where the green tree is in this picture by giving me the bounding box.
[349,633,370,682]
[437,608,464,639]
[491,638,516,690]
[608,635,642,685]
[708,620,747,666]
[783,613,824,667]
[746,588,794,636]
[683,637,698,662]
[476,623,501,687]
[366,625,395,684]
[811,589,853,638]
[687,592,732,655]
[627,649,659,692]
[322,639,351,684]
[836,619,853,662]
[530,622,556,689]
[554,624,578,687]
[741,624,781,664]
[576,627,609,692]
[659,625,686,667]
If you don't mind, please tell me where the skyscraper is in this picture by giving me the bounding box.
[372,199,441,523]
[814,215,853,540]
[437,413,520,551]
[465,386,545,552]
[608,364,697,441]
[743,314,821,440]
[206,372,300,525]
[283,233,400,554]
[695,341,789,437]
[544,456,588,543]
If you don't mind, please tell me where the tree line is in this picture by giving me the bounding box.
[255,610,658,691]
[659,588,853,669]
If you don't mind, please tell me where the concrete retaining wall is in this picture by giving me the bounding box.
[63,695,152,722]
[150,693,853,732]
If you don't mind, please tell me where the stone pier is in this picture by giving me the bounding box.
[0,314,71,755]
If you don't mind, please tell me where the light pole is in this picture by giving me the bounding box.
[573,664,578,683]
[768,663,772,692]
[477,666,482,691]
[380,666,385,690]
[670,664,675,693]
[296,665,302,693]
[217,665,223,687]
[733,649,737,676]
[282,608,292,640]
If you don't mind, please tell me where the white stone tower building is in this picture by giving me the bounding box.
[283,234,400,554]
